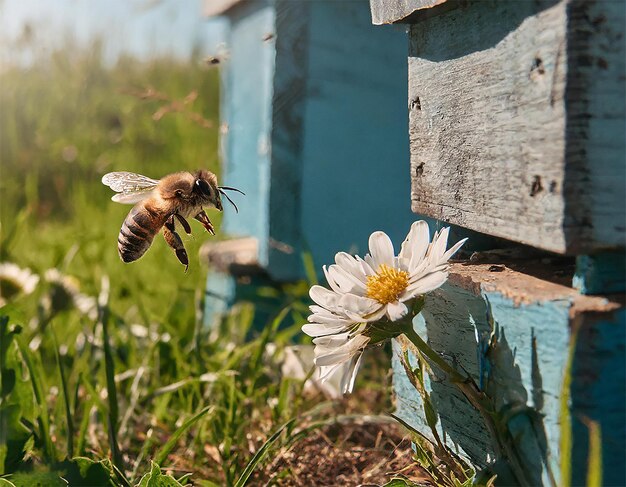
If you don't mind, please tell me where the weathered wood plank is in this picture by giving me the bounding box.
[392,261,625,486]
[204,0,246,17]
[408,0,625,254]
[369,0,452,25]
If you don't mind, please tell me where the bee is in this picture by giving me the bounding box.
[102,170,243,271]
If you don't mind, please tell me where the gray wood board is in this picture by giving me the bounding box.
[408,0,625,253]
[369,0,451,24]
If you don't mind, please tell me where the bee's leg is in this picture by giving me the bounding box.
[174,213,192,235]
[163,216,189,271]
[194,210,216,236]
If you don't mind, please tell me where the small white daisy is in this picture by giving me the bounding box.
[0,262,40,306]
[302,221,467,394]
[44,269,98,320]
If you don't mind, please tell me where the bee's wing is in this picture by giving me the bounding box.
[102,171,159,205]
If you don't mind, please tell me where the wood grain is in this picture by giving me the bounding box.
[408,0,625,253]
[369,0,451,25]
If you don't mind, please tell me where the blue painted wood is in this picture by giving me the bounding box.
[573,251,626,295]
[208,0,485,283]
[392,265,625,486]
[571,309,625,487]
[217,0,275,269]
[295,0,419,279]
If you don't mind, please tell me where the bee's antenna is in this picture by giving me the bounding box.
[218,186,246,196]
[218,188,240,213]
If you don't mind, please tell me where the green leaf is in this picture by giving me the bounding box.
[193,481,222,487]
[7,471,67,487]
[15,337,56,463]
[0,477,17,486]
[153,406,213,467]
[58,457,115,487]
[136,462,183,487]
[584,418,602,487]
[381,475,419,487]
[0,405,31,475]
[559,327,578,487]
[0,318,34,475]
[234,418,296,487]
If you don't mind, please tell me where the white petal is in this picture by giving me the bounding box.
[364,254,377,272]
[322,265,343,294]
[335,252,368,283]
[341,352,364,394]
[402,271,448,298]
[386,301,408,321]
[327,265,367,294]
[315,350,352,366]
[309,305,347,318]
[302,322,349,337]
[338,293,383,321]
[441,237,468,263]
[307,312,351,326]
[399,221,430,272]
[314,334,369,366]
[368,231,395,269]
[313,332,351,348]
[429,227,450,262]
[356,256,375,276]
[309,285,341,310]
[318,363,345,382]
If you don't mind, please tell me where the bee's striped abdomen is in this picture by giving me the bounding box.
[117,204,160,263]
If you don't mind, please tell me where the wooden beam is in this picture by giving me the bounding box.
[408,0,625,253]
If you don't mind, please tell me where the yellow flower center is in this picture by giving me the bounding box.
[366,264,409,305]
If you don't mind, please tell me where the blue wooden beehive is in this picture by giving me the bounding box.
[368,0,626,485]
[201,0,439,320]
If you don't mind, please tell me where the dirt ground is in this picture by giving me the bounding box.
[256,418,429,486]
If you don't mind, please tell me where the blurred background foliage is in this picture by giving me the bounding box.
[0,38,220,326]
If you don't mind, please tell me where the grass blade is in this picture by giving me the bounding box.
[559,325,578,487]
[580,416,602,487]
[153,405,214,467]
[97,276,126,483]
[50,324,74,457]
[15,338,56,462]
[234,418,296,487]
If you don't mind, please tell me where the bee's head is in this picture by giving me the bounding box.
[193,170,222,210]
[197,170,246,214]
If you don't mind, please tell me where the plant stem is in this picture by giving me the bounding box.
[97,276,127,483]
[51,323,74,458]
[402,325,466,383]
[401,321,533,486]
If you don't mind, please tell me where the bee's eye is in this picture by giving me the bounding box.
[195,179,211,197]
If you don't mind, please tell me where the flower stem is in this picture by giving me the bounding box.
[402,324,466,383]
[401,320,533,486]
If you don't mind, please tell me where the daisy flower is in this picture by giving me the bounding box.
[44,269,98,320]
[0,262,40,307]
[302,221,467,393]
